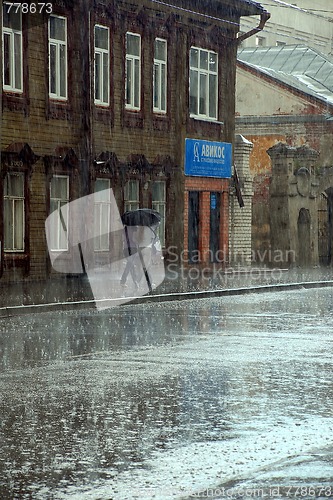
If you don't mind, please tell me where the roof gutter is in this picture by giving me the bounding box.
[237,10,271,45]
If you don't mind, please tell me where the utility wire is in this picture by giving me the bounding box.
[261,5,333,12]
[147,0,332,49]
[260,0,308,13]
[149,0,240,28]
[260,1,333,19]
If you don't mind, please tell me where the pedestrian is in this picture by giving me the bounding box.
[120,225,139,288]
[134,225,161,290]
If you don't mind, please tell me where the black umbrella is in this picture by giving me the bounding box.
[121,208,161,227]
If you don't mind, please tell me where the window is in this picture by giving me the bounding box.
[49,15,67,100]
[256,36,265,47]
[2,2,23,92]
[94,179,111,251]
[124,180,139,212]
[125,32,141,110]
[189,47,217,120]
[49,175,69,251]
[94,25,110,106]
[152,181,166,247]
[4,173,25,252]
[153,38,167,113]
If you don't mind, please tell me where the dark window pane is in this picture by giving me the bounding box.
[14,32,22,89]
[50,16,66,41]
[95,26,108,50]
[50,44,57,94]
[126,33,140,56]
[59,44,66,97]
[95,53,101,99]
[3,33,11,86]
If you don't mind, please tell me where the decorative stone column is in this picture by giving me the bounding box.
[229,134,254,266]
[268,143,320,267]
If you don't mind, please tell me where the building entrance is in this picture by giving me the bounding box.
[209,192,221,262]
[188,191,200,263]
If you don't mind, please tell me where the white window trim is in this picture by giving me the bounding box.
[94,178,111,252]
[50,175,69,252]
[4,173,25,252]
[124,180,139,212]
[125,32,141,111]
[153,37,167,114]
[48,14,68,101]
[94,24,110,107]
[152,180,166,247]
[256,35,266,47]
[2,2,23,93]
[189,46,218,121]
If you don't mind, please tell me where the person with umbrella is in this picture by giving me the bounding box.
[120,209,161,293]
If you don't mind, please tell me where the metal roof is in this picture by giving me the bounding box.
[238,45,333,106]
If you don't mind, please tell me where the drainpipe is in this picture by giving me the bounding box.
[237,11,271,45]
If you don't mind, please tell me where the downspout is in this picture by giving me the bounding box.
[230,8,270,212]
[237,11,271,45]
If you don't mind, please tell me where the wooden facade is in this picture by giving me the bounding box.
[1,0,266,282]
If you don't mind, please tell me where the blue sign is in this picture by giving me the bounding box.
[185,138,232,178]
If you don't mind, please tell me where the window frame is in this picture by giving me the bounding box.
[94,178,111,252]
[151,180,166,248]
[94,24,110,107]
[153,37,167,114]
[125,32,141,111]
[3,172,25,253]
[2,1,23,93]
[256,35,266,47]
[49,175,70,252]
[124,179,140,212]
[189,46,218,121]
[48,14,68,101]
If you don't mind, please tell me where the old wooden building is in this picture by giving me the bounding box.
[1,0,267,284]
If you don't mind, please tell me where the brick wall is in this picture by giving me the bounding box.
[184,177,229,266]
[229,135,253,266]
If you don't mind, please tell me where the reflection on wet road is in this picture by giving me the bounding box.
[0,288,333,499]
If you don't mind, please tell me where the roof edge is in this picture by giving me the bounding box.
[237,59,333,109]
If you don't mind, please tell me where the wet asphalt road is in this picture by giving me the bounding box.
[0,287,333,499]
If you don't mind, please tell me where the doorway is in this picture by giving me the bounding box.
[298,208,311,267]
[209,192,221,262]
[188,191,200,262]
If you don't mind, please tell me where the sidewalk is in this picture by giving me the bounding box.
[0,264,333,316]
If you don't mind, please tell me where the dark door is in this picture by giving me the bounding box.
[188,191,200,262]
[298,208,311,267]
[210,192,221,262]
[327,189,333,265]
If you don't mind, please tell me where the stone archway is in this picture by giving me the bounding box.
[267,143,319,267]
[267,144,333,267]
[298,208,311,267]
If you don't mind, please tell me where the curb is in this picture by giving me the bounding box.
[1,279,333,318]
